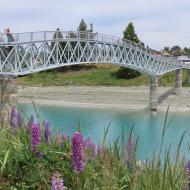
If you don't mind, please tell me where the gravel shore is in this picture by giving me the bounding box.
[17,86,190,112]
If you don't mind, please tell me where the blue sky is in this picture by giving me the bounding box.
[1,0,190,49]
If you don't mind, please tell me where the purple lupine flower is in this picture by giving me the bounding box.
[84,137,96,161]
[72,132,85,173]
[17,111,23,128]
[126,133,135,163]
[10,107,16,130]
[36,151,43,158]
[51,172,64,190]
[44,120,51,144]
[27,114,34,133]
[126,133,135,171]
[31,124,41,152]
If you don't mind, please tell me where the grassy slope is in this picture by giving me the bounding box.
[17,64,190,87]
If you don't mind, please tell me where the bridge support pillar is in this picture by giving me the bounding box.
[150,76,158,115]
[188,70,190,84]
[0,76,17,126]
[174,69,182,95]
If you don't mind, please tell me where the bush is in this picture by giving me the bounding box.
[113,67,141,79]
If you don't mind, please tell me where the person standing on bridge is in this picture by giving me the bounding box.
[2,28,15,57]
[53,28,63,40]
[5,28,15,43]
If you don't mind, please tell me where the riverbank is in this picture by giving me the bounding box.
[17,86,190,112]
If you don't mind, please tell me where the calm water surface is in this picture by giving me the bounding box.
[18,103,190,160]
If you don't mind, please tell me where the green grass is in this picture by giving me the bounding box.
[17,64,190,87]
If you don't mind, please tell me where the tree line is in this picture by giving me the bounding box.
[163,46,190,56]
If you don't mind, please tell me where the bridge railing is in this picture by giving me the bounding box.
[0,31,98,43]
[0,30,176,65]
[0,30,149,50]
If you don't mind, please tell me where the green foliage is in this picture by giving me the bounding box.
[113,67,141,79]
[184,47,190,55]
[163,46,170,53]
[78,19,87,31]
[123,22,140,44]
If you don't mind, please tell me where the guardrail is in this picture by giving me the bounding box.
[0,30,177,67]
[0,30,152,52]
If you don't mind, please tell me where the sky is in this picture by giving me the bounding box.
[1,0,190,50]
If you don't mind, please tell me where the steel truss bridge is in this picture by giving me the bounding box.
[0,30,189,76]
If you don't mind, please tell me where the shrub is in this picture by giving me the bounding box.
[113,67,141,79]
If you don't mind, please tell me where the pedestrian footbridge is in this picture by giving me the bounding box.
[0,30,189,76]
[0,30,189,113]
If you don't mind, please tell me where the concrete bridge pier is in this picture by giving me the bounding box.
[0,76,17,125]
[188,70,190,84]
[149,76,158,115]
[174,69,182,95]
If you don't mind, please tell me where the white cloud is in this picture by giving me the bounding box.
[0,0,190,49]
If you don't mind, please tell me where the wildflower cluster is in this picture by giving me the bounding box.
[72,132,85,173]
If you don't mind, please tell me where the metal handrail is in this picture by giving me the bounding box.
[0,30,178,72]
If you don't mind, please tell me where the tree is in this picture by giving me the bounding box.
[184,47,190,55]
[163,47,170,53]
[123,22,140,44]
[170,45,181,52]
[170,45,182,56]
[114,22,141,79]
[78,19,87,32]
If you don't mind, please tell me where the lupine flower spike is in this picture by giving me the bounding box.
[44,120,51,144]
[17,111,23,128]
[10,107,16,130]
[72,132,85,173]
[126,132,135,170]
[31,124,41,152]
[27,114,34,133]
[51,172,64,190]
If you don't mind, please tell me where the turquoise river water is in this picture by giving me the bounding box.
[18,103,190,160]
